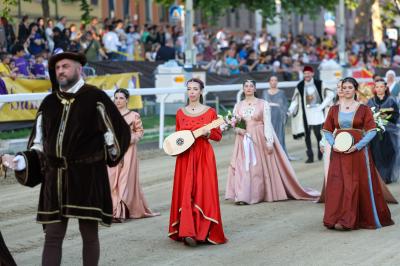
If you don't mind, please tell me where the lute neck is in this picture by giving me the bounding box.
[192,117,225,138]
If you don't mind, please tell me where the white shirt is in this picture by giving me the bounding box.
[14,79,86,170]
[288,79,334,125]
[102,31,121,52]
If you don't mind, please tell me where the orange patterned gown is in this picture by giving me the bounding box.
[168,107,227,244]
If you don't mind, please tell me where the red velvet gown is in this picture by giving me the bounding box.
[168,107,227,244]
[322,105,394,229]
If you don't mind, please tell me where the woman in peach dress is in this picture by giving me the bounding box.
[225,80,319,205]
[108,89,159,221]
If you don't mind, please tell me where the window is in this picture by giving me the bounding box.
[159,6,167,22]
[108,0,115,18]
[249,10,254,29]
[226,9,231,27]
[235,9,240,28]
[123,0,130,18]
[91,0,98,5]
[145,0,153,22]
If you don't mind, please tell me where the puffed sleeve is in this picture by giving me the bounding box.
[322,106,336,133]
[14,104,47,187]
[175,109,181,131]
[131,112,144,144]
[263,101,274,144]
[14,150,44,187]
[96,92,131,167]
[208,108,222,142]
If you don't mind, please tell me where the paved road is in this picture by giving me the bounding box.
[1,134,399,266]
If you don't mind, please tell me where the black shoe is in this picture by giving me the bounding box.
[305,158,314,164]
[183,237,197,247]
[318,152,323,161]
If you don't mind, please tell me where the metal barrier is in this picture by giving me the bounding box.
[0,78,382,149]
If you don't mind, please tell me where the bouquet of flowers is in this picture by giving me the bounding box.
[221,110,246,131]
[371,107,391,138]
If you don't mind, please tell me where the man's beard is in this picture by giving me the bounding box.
[57,72,80,91]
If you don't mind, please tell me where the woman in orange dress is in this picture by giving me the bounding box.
[168,78,227,247]
[322,77,394,230]
[108,89,159,222]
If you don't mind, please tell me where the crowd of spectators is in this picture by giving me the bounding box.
[1,15,400,80]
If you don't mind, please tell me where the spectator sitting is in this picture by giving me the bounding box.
[28,22,45,56]
[31,53,46,78]
[156,39,175,61]
[145,43,160,62]
[53,27,70,52]
[11,44,33,78]
[0,52,15,78]
[243,49,259,72]
[102,25,121,60]
[55,16,67,31]
[225,49,240,75]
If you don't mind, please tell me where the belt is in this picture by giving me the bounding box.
[46,151,105,170]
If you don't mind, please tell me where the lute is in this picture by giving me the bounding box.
[163,116,225,156]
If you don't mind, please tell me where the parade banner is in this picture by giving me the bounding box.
[0,73,142,122]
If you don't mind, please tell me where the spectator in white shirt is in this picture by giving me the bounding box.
[102,25,121,60]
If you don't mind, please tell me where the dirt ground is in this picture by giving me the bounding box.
[1,134,399,266]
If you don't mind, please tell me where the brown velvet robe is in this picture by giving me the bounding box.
[15,84,130,226]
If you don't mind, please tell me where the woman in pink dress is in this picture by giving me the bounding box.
[225,80,320,204]
[108,89,159,222]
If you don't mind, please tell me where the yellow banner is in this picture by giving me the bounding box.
[0,73,142,122]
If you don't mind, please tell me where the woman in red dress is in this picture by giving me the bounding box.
[168,78,227,246]
[322,77,394,230]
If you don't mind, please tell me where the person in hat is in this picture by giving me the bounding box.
[1,50,130,265]
[287,66,334,163]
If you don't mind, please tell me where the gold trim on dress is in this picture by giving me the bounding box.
[194,204,219,224]
[207,237,219,245]
[171,220,179,227]
[168,231,178,236]
[37,210,60,214]
[37,220,62,224]
[62,204,113,217]
[63,214,109,223]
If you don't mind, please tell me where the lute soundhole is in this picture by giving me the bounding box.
[176,138,184,146]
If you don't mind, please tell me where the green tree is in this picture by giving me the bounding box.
[1,0,18,22]
[156,0,342,24]
[79,0,92,25]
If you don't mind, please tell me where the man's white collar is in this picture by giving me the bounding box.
[60,78,84,94]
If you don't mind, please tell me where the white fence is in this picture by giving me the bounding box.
[0,78,380,149]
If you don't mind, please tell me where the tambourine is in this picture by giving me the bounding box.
[334,132,354,152]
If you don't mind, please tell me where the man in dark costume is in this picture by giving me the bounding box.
[2,50,130,265]
[288,66,334,163]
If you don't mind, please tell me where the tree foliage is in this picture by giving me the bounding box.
[380,0,399,27]
[156,0,342,24]
[1,0,18,22]
[79,0,93,25]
